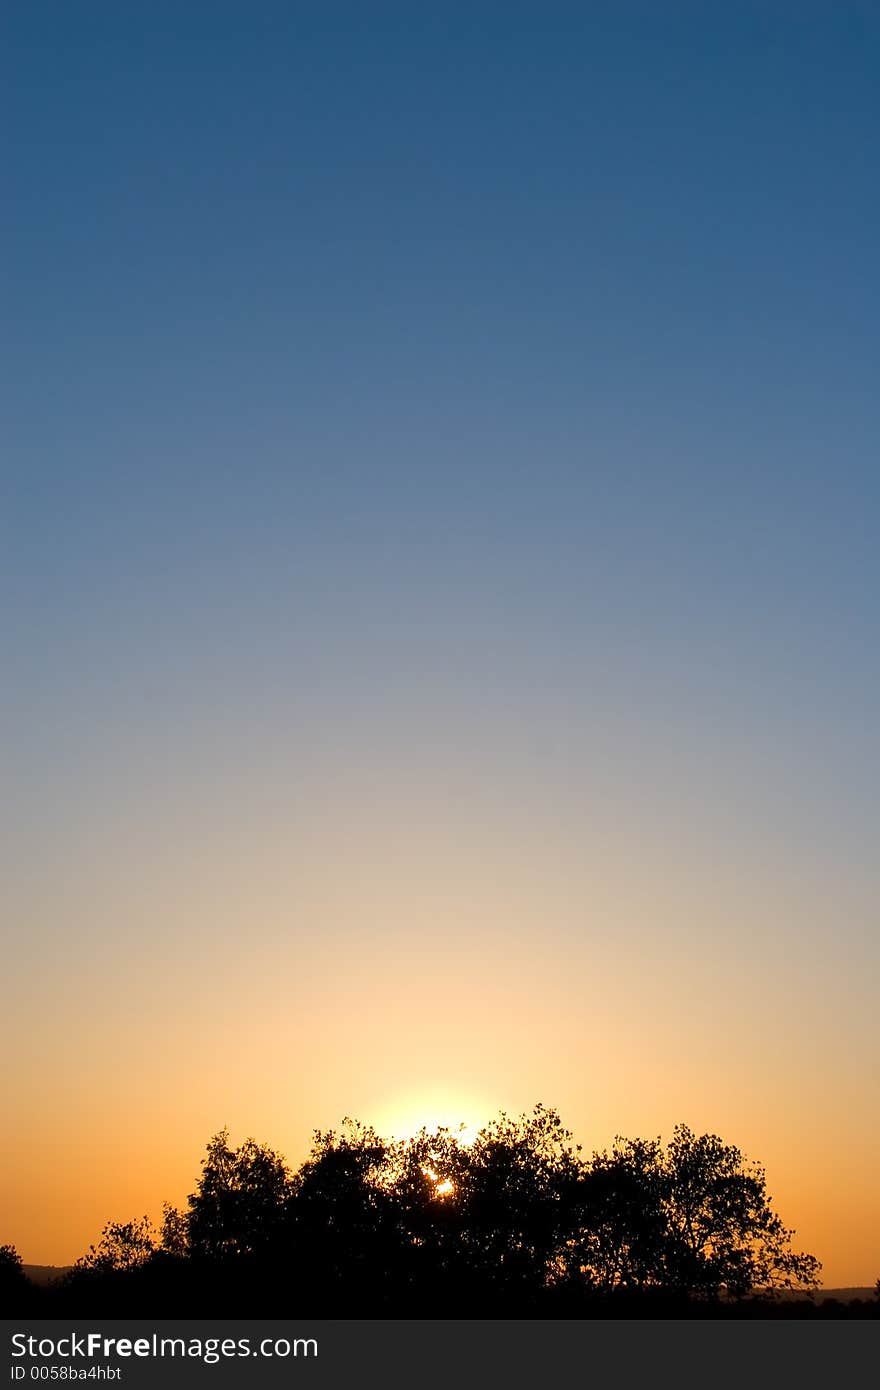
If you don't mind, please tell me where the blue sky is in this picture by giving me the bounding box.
[7,2,878,878]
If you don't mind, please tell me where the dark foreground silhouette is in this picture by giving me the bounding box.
[5,1108,878,1317]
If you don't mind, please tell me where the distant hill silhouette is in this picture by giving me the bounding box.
[795,1287,874,1304]
[22,1265,72,1286]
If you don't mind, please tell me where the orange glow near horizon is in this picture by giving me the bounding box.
[4,731,879,1289]
[4,886,878,1292]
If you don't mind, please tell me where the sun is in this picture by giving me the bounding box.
[421,1167,456,1198]
[372,1088,491,1147]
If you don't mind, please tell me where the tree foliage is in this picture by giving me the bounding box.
[73,1217,157,1274]
[565,1125,820,1299]
[0,1243,28,1290]
[186,1129,291,1260]
[25,1107,829,1315]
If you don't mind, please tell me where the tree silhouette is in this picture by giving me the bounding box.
[19,1107,834,1316]
[185,1129,291,1261]
[159,1201,189,1258]
[73,1217,157,1274]
[456,1105,583,1301]
[378,1122,479,1307]
[0,1243,28,1294]
[661,1125,820,1296]
[288,1119,403,1306]
[564,1125,820,1300]
[562,1135,669,1295]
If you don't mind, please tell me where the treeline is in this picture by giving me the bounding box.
[4,1107,877,1316]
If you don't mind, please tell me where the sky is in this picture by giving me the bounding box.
[2,2,879,1286]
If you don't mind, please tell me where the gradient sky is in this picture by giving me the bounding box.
[3,3,879,1286]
